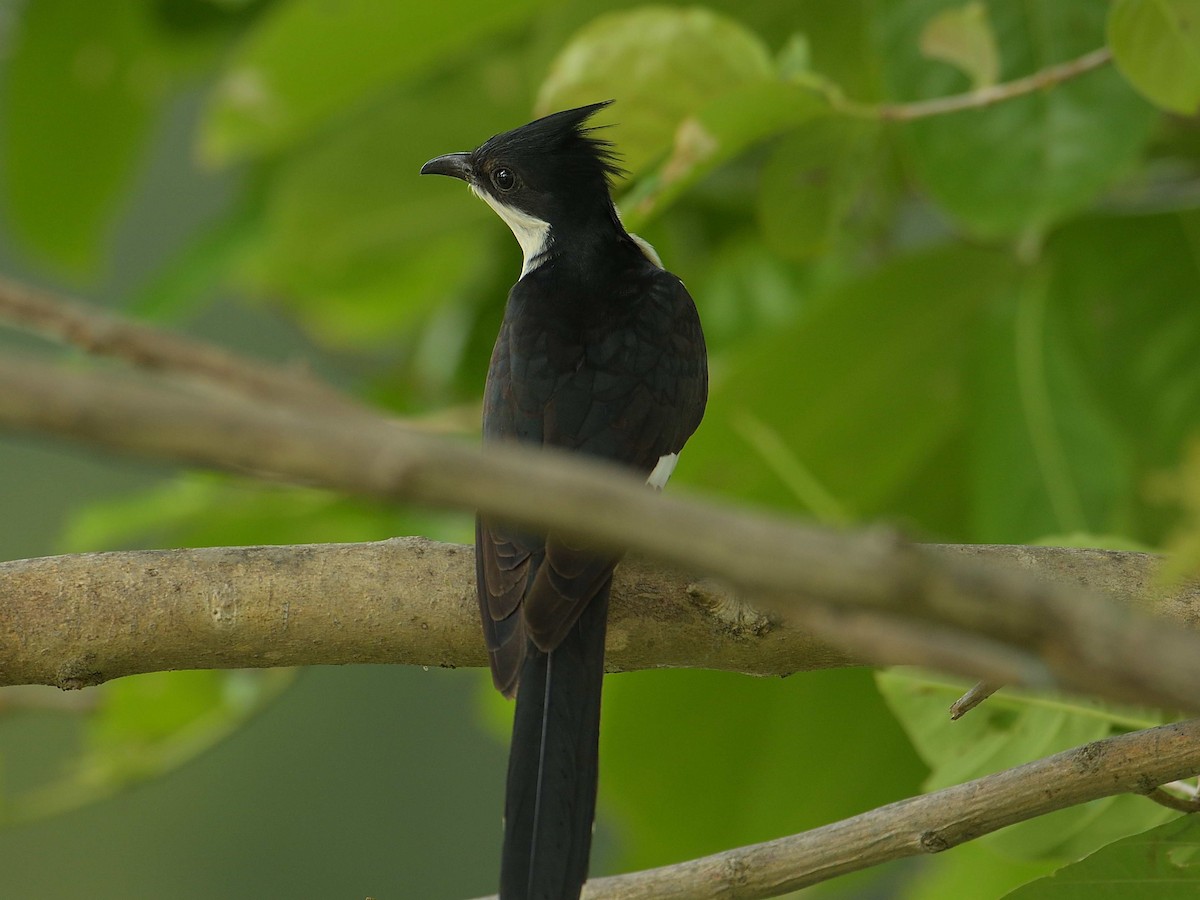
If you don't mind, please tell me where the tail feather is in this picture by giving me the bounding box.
[500,581,610,900]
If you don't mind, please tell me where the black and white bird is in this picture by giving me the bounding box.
[421,101,707,900]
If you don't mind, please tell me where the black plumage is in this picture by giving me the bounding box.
[422,101,707,900]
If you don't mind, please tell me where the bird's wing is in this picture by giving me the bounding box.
[524,272,708,650]
[478,269,708,668]
[476,519,539,696]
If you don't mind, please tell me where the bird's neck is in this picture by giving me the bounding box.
[534,200,632,277]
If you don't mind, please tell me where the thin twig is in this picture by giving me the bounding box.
[858,47,1113,122]
[950,681,1000,719]
[468,719,1200,900]
[0,275,367,417]
[1147,786,1200,814]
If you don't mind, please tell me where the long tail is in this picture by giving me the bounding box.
[500,581,610,900]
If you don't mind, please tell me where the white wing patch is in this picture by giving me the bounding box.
[647,453,678,490]
[613,203,663,268]
[629,233,663,268]
[471,185,551,278]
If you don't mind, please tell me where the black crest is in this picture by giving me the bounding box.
[477,100,624,187]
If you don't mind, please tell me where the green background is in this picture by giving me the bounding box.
[3,0,1200,897]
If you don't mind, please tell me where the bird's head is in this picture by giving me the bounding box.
[420,101,625,275]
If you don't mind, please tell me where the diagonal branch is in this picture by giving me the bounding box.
[865,48,1114,121]
[4,276,1200,900]
[3,282,1200,710]
[0,274,368,418]
[474,717,1199,900]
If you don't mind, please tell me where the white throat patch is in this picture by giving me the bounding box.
[471,184,551,278]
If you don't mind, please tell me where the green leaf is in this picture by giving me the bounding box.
[689,236,803,350]
[600,669,925,875]
[1053,214,1200,465]
[1041,211,1200,544]
[536,7,775,175]
[756,118,877,261]
[2,0,174,271]
[1003,816,1200,899]
[969,268,1133,543]
[84,669,290,785]
[876,669,1171,860]
[248,65,529,349]
[622,79,830,230]
[1,669,291,824]
[1157,440,1200,581]
[881,0,1158,236]
[1110,0,1200,115]
[919,1,1000,89]
[61,473,472,554]
[680,245,1015,518]
[201,0,540,164]
[781,0,886,102]
[901,841,1059,900]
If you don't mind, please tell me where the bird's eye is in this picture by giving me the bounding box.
[492,168,516,192]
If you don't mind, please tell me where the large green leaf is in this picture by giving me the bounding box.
[600,668,925,879]
[201,0,541,164]
[2,0,173,271]
[1048,212,1200,474]
[968,269,1133,543]
[901,841,1058,900]
[876,669,1171,860]
[621,79,830,230]
[535,7,774,175]
[781,0,885,102]
[880,0,1158,236]
[963,211,1200,545]
[247,67,529,349]
[1003,816,1200,899]
[1110,0,1200,115]
[756,118,877,261]
[1035,211,1200,543]
[1,669,291,824]
[679,245,1015,518]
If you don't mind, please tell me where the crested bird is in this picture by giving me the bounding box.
[421,101,707,900]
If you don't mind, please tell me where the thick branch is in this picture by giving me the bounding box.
[3,279,1199,900]
[3,312,1200,708]
[530,718,1200,900]
[4,353,1200,708]
[0,539,1194,693]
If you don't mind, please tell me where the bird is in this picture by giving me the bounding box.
[421,101,707,900]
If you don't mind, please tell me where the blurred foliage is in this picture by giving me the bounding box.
[3,0,1200,897]
[877,670,1174,861]
[1003,816,1200,899]
[0,669,292,826]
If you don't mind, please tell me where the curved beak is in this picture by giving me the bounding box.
[420,152,473,181]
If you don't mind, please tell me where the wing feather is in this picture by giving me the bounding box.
[476,265,707,687]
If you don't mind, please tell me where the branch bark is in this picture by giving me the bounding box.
[5,350,1200,707]
[2,279,1198,900]
[0,275,367,418]
[4,348,1200,709]
[1,538,1195,695]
